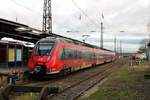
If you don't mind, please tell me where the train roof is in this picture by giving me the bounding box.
[39,36,114,53]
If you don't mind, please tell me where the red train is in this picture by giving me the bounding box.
[28,37,116,75]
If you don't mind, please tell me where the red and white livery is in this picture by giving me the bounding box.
[28,37,116,75]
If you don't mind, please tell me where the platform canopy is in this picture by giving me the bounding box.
[0,18,114,51]
[0,18,44,43]
[0,18,82,44]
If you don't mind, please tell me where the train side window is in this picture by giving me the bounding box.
[80,51,82,59]
[69,49,73,59]
[81,51,84,59]
[72,50,75,59]
[72,50,77,59]
[82,52,86,60]
[76,50,81,59]
[64,49,69,59]
[83,52,89,61]
[103,54,105,58]
[100,54,103,58]
[75,50,78,59]
[95,54,97,59]
[78,51,81,59]
[91,54,94,60]
[72,50,76,59]
[59,48,65,60]
[65,49,73,59]
[76,50,78,59]
[75,50,77,59]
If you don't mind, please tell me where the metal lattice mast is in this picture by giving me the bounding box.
[100,13,104,49]
[114,36,117,53]
[42,0,52,34]
[100,22,103,48]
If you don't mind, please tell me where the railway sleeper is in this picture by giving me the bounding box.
[0,85,59,100]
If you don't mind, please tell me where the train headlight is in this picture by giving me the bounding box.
[46,69,51,74]
[34,66,40,73]
[51,67,57,71]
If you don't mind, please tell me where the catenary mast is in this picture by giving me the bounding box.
[42,0,52,34]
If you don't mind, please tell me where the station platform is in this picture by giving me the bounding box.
[0,67,28,75]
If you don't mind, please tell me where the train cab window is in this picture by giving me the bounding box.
[35,41,55,56]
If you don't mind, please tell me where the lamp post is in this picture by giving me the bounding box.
[100,22,104,49]
[114,36,117,53]
[119,31,125,56]
[114,31,124,55]
[147,43,150,70]
[120,40,122,57]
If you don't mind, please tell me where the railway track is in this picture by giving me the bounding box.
[48,59,127,100]
[17,61,117,87]
[0,59,126,100]
[19,60,120,88]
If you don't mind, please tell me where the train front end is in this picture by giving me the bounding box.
[28,37,58,75]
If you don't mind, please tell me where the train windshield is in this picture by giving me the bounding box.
[35,41,55,56]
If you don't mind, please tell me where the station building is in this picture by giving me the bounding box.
[0,40,33,67]
[0,18,41,68]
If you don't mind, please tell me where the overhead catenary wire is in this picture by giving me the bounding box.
[8,0,80,33]
[77,14,92,31]
[9,0,42,16]
[71,0,100,29]
[8,0,100,33]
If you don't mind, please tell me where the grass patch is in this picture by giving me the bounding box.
[10,93,39,100]
[48,82,65,89]
[80,60,150,100]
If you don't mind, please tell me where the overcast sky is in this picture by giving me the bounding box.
[0,0,150,52]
